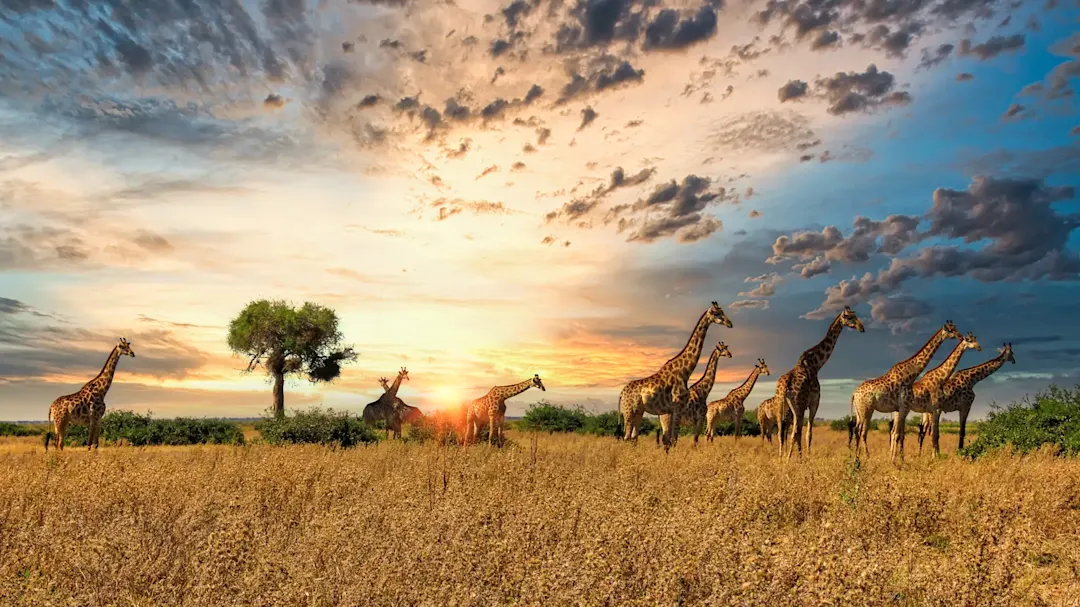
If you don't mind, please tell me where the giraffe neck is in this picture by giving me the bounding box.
[892,328,952,382]
[796,311,846,373]
[730,366,763,401]
[491,378,535,401]
[386,373,405,400]
[950,353,1008,390]
[920,340,971,388]
[660,309,713,382]
[689,348,723,399]
[88,346,123,397]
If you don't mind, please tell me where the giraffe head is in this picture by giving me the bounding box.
[531,373,546,391]
[117,337,135,358]
[961,332,982,352]
[378,377,390,390]
[755,358,771,376]
[998,342,1016,364]
[715,341,733,359]
[397,367,410,382]
[708,301,733,328]
[840,306,865,332]
[941,320,962,341]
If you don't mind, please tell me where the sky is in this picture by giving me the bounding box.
[1,0,1078,422]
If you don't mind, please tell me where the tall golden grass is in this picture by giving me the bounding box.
[1,429,1078,606]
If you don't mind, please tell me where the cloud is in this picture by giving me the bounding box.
[770,215,921,265]
[813,64,913,115]
[803,175,1079,319]
[918,43,954,70]
[1003,103,1030,120]
[707,110,818,154]
[868,294,934,334]
[579,106,598,130]
[430,198,516,221]
[617,174,733,244]
[739,272,783,297]
[263,94,287,109]
[642,5,719,50]
[958,34,1026,60]
[729,299,769,311]
[956,72,974,81]
[557,56,645,104]
[778,80,809,102]
[793,256,832,278]
[546,166,657,223]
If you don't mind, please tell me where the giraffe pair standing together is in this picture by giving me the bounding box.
[361,367,424,440]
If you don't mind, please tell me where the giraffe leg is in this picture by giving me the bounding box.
[893,406,908,466]
[958,406,970,451]
[734,410,742,443]
[56,417,68,452]
[806,390,820,455]
[931,409,942,457]
[87,419,98,451]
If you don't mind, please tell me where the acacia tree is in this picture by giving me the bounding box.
[227,299,357,419]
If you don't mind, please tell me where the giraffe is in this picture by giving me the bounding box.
[377,376,424,438]
[705,358,770,442]
[656,341,732,446]
[909,332,982,456]
[463,374,546,447]
[362,367,411,439]
[775,306,865,461]
[850,320,963,464]
[933,343,1016,451]
[45,337,136,452]
[618,302,732,452]
[757,398,777,443]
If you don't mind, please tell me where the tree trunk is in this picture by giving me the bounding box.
[272,370,285,419]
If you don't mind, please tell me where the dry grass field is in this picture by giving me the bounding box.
[2,429,1079,607]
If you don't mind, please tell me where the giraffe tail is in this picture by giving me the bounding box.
[44,407,53,452]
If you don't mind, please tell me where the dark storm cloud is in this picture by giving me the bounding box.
[958,33,1026,60]
[867,294,934,334]
[550,0,647,53]
[802,176,1080,319]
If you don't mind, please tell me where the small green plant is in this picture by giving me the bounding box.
[839,456,863,509]
[960,385,1080,459]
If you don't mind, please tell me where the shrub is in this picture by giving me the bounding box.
[521,400,588,433]
[0,422,43,437]
[960,385,1080,459]
[58,411,246,447]
[257,407,378,448]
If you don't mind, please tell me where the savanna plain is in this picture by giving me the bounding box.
[2,429,1079,607]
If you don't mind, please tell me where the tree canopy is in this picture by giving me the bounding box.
[227,299,357,418]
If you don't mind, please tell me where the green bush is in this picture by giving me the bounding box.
[697,409,761,438]
[257,407,378,448]
[0,422,43,437]
[59,411,245,447]
[521,400,589,433]
[960,385,1080,459]
[829,415,883,432]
